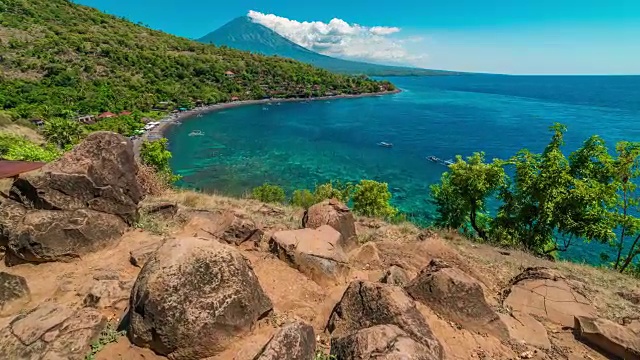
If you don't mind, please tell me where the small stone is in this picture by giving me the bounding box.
[0,272,30,312]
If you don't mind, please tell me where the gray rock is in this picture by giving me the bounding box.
[253,321,315,360]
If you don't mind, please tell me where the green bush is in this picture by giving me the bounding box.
[291,189,316,209]
[252,183,286,204]
[352,179,397,218]
[0,133,61,162]
[43,117,84,148]
[140,138,180,184]
[313,180,354,203]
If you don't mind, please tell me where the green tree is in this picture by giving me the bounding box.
[352,179,397,218]
[140,138,180,183]
[252,183,286,204]
[431,152,505,241]
[291,189,316,209]
[42,117,83,148]
[313,180,354,203]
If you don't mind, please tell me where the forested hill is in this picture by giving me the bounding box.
[0,0,392,120]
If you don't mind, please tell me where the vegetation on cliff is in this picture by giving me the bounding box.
[0,0,393,122]
[432,123,640,274]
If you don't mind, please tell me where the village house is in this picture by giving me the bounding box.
[75,114,96,124]
[120,110,132,116]
[224,71,235,78]
[98,112,116,119]
[30,119,44,127]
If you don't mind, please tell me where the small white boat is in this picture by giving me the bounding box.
[377,142,393,148]
[196,114,203,118]
[188,130,205,136]
[262,107,269,111]
[277,102,282,106]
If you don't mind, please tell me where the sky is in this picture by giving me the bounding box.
[74,0,640,75]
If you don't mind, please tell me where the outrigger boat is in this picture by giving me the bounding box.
[427,155,454,166]
[188,130,205,136]
[377,142,393,148]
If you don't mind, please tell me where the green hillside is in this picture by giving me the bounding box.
[0,0,392,121]
[199,17,460,77]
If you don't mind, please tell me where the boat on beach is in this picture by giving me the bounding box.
[377,142,393,148]
[188,130,205,136]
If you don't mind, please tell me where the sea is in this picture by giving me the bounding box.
[165,75,640,264]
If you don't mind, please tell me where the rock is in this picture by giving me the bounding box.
[0,272,30,313]
[269,226,350,286]
[140,201,178,219]
[405,259,508,339]
[617,289,640,305]
[303,199,357,251]
[253,321,315,360]
[349,242,382,269]
[327,280,443,359]
[380,265,409,286]
[185,211,262,246]
[128,237,273,359]
[574,316,640,360]
[9,132,142,224]
[330,324,439,360]
[503,267,596,328]
[0,302,106,360]
[129,242,162,268]
[4,208,127,265]
[82,280,129,310]
[499,311,551,350]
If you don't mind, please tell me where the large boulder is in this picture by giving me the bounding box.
[4,208,127,264]
[269,225,350,286]
[128,237,273,360]
[574,316,640,360]
[253,321,316,360]
[9,132,142,224]
[380,265,409,286]
[303,199,357,251]
[330,324,439,360]
[1,132,143,265]
[0,303,106,360]
[499,311,550,350]
[327,280,443,359]
[0,272,30,315]
[405,259,508,339]
[502,267,596,328]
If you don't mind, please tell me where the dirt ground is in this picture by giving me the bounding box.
[1,190,638,360]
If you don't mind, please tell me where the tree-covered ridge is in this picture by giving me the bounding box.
[0,0,393,120]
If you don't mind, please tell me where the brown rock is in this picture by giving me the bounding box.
[0,271,30,313]
[617,289,640,305]
[405,259,508,339]
[303,199,357,251]
[140,201,178,219]
[0,302,105,360]
[499,311,551,350]
[269,226,350,286]
[82,280,129,310]
[330,324,439,360]
[327,280,443,359]
[350,242,382,269]
[503,267,596,328]
[185,210,262,246]
[574,316,640,360]
[10,132,142,224]
[128,237,273,359]
[253,321,315,360]
[4,208,126,265]
[129,242,163,268]
[380,265,409,286]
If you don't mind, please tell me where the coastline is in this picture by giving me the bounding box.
[143,89,401,141]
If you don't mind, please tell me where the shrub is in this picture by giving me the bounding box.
[43,117,84,148]
[291,189,316,209]
[252,183,286,204]
[313,180,354,203]
[140,138,180,184]
[352,179,397,218]
[0,133,61,162]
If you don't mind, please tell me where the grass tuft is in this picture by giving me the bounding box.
[84,322,125,360]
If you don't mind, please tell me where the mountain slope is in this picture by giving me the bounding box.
[0,0,391,121]
[199,17,458,77]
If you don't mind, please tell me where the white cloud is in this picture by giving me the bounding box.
[247,10,426,66]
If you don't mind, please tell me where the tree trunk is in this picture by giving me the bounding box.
[620,233,640,273]
[469,209,487,241]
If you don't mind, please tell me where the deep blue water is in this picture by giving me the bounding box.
[166,75,640,264]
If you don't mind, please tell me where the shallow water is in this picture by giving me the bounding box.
[166,75,640,263]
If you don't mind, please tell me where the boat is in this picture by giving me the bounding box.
[443,159,455,166]
[262,107,269,111]
[196,114,203,118]
[277,102,282,106]
[377,142,393,148]
[174,121,182,125]
[188,130,204,136]
[427,155,454,166]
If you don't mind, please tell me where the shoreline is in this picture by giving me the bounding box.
[142,89,401,141]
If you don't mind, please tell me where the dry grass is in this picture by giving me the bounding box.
[0,124,45,144]
[136,162,169,196]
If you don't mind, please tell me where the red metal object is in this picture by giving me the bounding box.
[0,160,46,179]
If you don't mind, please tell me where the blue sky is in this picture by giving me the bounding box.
[75,0,640,75]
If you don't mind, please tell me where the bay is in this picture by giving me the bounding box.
[166,75,640,263]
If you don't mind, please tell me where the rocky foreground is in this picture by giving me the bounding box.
[1,132,640,360]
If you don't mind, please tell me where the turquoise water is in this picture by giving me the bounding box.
[166,75,640,263]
